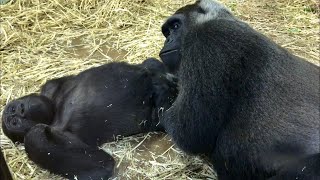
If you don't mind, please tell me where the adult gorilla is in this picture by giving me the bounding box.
[2,58,178,180]
[159,0,319,179]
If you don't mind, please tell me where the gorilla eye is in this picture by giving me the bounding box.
[172,22,180,30]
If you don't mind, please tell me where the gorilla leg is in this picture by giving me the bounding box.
[140,57,167,73]
[2,94,54,143]
[24,124,115,180]
[140,58,179,126]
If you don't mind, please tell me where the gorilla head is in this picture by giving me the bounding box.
[159,0,233,73]
[2,94,54,142]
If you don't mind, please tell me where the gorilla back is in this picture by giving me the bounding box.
[159,0,319,179]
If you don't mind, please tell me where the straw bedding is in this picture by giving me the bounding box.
[0,0,319,179]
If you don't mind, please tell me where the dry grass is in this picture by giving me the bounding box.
[0,0,319,179]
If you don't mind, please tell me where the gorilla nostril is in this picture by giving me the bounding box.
[11,119,18,126]
[20,104,25,114]
[165,37,173,44]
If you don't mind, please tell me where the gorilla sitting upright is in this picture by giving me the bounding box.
[159,0,319,179]
[2,58,178,180]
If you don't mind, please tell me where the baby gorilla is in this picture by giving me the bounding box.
[2,58,178,180]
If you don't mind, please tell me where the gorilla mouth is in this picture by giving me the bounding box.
[160,49,179,56]
[3,118,24,133]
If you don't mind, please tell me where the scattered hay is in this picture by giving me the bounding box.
[0,0,319,179]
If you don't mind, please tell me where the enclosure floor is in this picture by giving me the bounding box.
[0,0,319,179]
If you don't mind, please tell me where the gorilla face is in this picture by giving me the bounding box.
[159,14,185,73]
[2,94,54,142]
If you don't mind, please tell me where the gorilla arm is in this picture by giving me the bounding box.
[24,124,115,180]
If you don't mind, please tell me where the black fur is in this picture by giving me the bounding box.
[2,59,178,180]
[0,148,12,180]
[159,0,319,179]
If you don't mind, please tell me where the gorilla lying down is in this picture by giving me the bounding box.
[2,58,178,179]
[159,0,319,179]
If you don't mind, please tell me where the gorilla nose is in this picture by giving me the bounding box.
[165,37,173,44]
[11,118,19,126]
[15,103,26,117]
